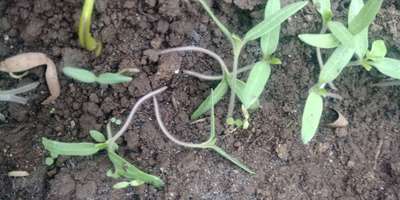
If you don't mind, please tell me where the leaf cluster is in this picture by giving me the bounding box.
[299,0,400,144]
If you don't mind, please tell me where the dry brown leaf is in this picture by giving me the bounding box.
[327,109,349,128]
[0,53,60,104]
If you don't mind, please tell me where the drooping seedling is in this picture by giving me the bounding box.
[79,0,102,56]
[159,0,307,128]
[299,0,400,144]
[63,66,135,85]
[42,86,254,190]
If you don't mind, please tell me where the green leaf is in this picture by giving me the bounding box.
[241,61,271,109]
[107,149,164,188]
[370,58,400,80]
[261,0,281,56]
[367,40,387,59]
[63,67,97,83]
[298,33,340,49]
[45,157,54,166]
[226,75,260,109]
[210,146,255,174]
[191,80,228,120]
[89,130,106,142]
[129,180,145,187]
[312,0,332,24]
[301,91,323,144]
[244,1,308,42]
[42,137,102,158]
[327,21,355,48]
[349,0,369,58]
[348,0,383,35]
[96,73,133,85]
[113,182,130,189]
[319,46,356,83]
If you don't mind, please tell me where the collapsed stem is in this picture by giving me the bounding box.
[108,87,168,144]
[153,97,203,148]
[183,64,253,81]
[159,46,230,74]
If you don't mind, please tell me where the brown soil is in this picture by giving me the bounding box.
[1,0,400,199]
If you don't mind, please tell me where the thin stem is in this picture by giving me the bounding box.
[0,95,28,104]
[183,64,253,81]
[316,26,327,69]
[160,46,230,75]
[371,80,400,87]
[227,45,244,119]
[106,122,113,139]
[108,87,168,144]
[347,61,361,67]
[153,97,203,148]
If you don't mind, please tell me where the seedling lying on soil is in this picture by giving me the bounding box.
[160,0,307,128]
[0,53,60,104]
[42,86,254,189]
[79,0,102,56]
[63,66,133,85]
[298,0,400,143]
[42,87,168,189]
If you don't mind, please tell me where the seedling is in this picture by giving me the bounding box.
[42,85,255,189]
[42,87,168,189]
[0,53,60,104]
[79,0,102,56]
[298,0,400,143]
[159,0,307,128]
[63,66,133,85]
[0,82,39,121]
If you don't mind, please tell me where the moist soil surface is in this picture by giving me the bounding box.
[1,0,400,199]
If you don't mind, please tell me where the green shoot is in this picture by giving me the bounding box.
[79,0,102,56]
[162,0,307,128]
[153,91,255,174]
[298,0,400,144]
[63,66,133,85]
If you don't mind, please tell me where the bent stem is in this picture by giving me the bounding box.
[108,87,168,144]
[160,46,230,74]
[79,0,102,56]
[153,96,255,174]
[183,64,253,81]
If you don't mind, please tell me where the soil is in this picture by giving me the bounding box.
[1,0,400,199]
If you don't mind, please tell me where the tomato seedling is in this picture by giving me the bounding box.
[160,0,307,128]
[63,66,134,85]
[299,0,400,144]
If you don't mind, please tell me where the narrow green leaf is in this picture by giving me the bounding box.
[96,73,132,85]
[319,46,355,83]
[327,21,355,48]
[89,130,106,142]
[367,40,387,59]
[244,1,308,42]
[42,137,101,157]
[312,0,332,24]
[129,180,145,187]
[191,80,228,120]
[348,0,383,35]
[210,146,255,174]
[63,67,97,83]
[226,75,260,109]
[371,58,400,79]
[349,0,369,58]
[298,33,339,49]
[301,91,323,144]
[242,61,271,109]
[261,0,281,56]
[107,150,164,188]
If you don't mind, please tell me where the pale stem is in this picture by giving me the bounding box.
[108,87,168,144]
[227,45,244,119]
[183,64,253,81]
[153,97,203,148]
[160,46,230,74]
